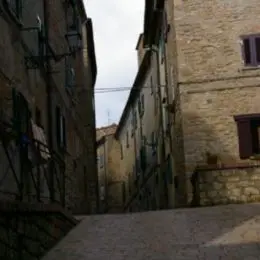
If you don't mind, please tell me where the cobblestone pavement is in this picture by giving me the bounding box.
[42,203,260,260]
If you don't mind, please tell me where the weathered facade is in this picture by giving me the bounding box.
[115,39,169,212]
[0,0,98,215]
[143,0,260,207]
[116,0,260,211]
[96,124,123,213]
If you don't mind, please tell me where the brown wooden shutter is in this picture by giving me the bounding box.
[236,119,252,159]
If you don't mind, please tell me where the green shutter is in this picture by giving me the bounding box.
[167,156,173,184]
[62,116,66,148]
[56,107,61,148]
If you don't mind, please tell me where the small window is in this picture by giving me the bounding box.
[141,94,145,112]
[65,57,75,89]
[120,143,124,159]
[150,76,153,95]
[5,0,23,20]
[241,35,260,67]
[126,131,129,148]
[99,154,104,168]
[56,106,66,149]
[35,107,42,127]
[122,182,126,203]
[133,110,137,129]
[66,0,80,32]
[234,114,260,159]
[128,174,131,193]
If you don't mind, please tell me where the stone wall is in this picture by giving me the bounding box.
[164,0,260,207]
[193,165,260,207]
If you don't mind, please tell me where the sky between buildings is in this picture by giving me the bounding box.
[84,0,144,127]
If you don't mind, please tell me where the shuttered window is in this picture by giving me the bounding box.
[241,35,260,67]
[235,115,260,159]
[56,107,66,149]
[56,107,61,148]
[5,0,23,20]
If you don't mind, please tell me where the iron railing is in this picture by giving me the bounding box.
[0,119,66,206]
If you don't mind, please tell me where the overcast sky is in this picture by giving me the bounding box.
[84,0,144,127]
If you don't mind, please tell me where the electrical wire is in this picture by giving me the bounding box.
[95,85,168,93]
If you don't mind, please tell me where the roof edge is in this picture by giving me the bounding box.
[115,49,152,139]
[86,18,97,87]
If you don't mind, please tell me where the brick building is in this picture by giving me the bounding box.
[0,0,98,214]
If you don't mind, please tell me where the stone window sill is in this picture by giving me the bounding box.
[239,66,260,72]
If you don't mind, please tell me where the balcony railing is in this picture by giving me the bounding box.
[0,118,66,206]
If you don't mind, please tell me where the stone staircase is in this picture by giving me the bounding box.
[0,200,78,260]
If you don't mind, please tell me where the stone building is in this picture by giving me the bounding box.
[0,0,98,214]
[96,124,124,213]
[115,0,260,211]
[144,0,260,207]
[114,35,170,212]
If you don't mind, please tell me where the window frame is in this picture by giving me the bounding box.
[66,0,80,33]
[126,131,129,148]
[234,114,260,159]
[241,34,260,67]
[99,154,104,168]
[56,106,67,150]
[120,143,124,159]
[4,0,23,22]
[150,76,154,95]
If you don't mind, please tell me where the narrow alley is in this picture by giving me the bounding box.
[43,203,260,260]
[2,0,260,259]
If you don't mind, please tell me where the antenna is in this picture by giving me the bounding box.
[107,109,111,125]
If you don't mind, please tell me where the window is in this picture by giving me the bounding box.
[5,0,23,20]
[99,154,104,168]
[154,92,158,115]
[166,155,173,184]
[141,94,145,113]
[128,174,131,193]
[150,76,154,95]
[133,110,137,129]
[122,182,126,203]
[120,143,123,159]
[241,35,260,67]
[126,131,129,148]
[56,106,66,149]
[66,0,80,32]
[65,57,75,89]
[12,90,30,135]
[234,114,260,159]
[151,132,156,156]
[35,107,42,127]
[35,15,46,63]
[138,99,142,115]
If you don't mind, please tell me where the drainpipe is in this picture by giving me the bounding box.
[151,46,168,209]
[103,137,108,213]
[43,0,54,202]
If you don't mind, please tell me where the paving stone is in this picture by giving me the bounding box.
[43,203,260,260]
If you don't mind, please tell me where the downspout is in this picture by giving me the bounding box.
[43,0,54,202]
[133,109,138,211]
[151,45,168,209]
[103,137,108,213]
